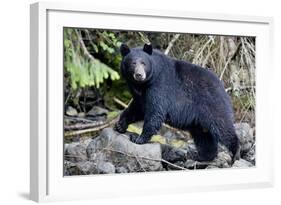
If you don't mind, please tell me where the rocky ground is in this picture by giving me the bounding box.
[64,122,255,175]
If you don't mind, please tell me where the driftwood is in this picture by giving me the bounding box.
[64,117,118,138]
[64,98,124,137]
[64,120,106,131]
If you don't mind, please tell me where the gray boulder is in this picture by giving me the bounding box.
[235,123,255,154]
[86,128,163,172]
[65,143,88,163]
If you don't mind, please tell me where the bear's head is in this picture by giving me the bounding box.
[120,44,153,84]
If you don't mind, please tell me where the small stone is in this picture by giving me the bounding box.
[64,161,96,176]
[116,167,128,173]
[97,162,115,174]
[206,165,219,169]
[77,112,86,118]
[66,106,78,116]
[87,106,108,117]
[64,161,81,176]
[64,143,69,153]
[77,161,96,175]
[232,159,254,168]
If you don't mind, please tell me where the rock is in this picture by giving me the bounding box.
[116,167,128,173]
[235,123,254,154]
[183,143,232,169]
[64,160,115,175]
[65,143,88,162]
[162,130,174,140]
[64,122,256,175]
[87,106,108,117]
[64,161,96,175]
[206,165,218,169]
[185,143,199,160]
[161,144,186,163]
[64,161,79,176]
[96,162,115,174]
[78,112,86,118]
[87,128,163,172]
[64,143,69,153]
[80,138,92,148]
[77,161,97,175]
[243,144,255,165]
[232,159,254,168]
[66,106,78,116]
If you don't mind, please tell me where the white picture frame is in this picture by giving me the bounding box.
[30,2,274,202]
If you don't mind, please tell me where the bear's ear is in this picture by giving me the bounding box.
[143,43,153,55]
[120,44,130,57]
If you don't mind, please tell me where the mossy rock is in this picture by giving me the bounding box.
[127,124,167,144]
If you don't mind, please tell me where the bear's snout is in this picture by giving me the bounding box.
[132,62,146,82]
[134,73,145,81]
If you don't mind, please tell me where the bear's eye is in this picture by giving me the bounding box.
[131,62,136,66]
[141,62,146,66]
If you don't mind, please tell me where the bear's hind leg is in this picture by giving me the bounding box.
[215,125,240,162]
[190,127,218,162]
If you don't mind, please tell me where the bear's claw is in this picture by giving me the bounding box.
[114,122,127,133]
[129,133,148,144]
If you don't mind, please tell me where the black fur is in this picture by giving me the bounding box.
[115,44,240,162]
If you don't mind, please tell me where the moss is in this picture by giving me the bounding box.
[150,135,167,144]
[107,111,120,120]
[127,124,167,144]
[127,124,142,134]
[170,139,187,148]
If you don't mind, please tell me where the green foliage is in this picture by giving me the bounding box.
[64,28,121,90]
[104,79,132,109]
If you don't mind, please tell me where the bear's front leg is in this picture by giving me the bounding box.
[130,109,165,144]
[115,99,143,133]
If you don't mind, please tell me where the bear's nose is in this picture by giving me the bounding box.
[134,73,144,81]
[134,73,142,79]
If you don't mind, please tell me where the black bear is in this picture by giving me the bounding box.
[115,43,240,162]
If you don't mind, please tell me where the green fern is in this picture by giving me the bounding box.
[64,28,120,90]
